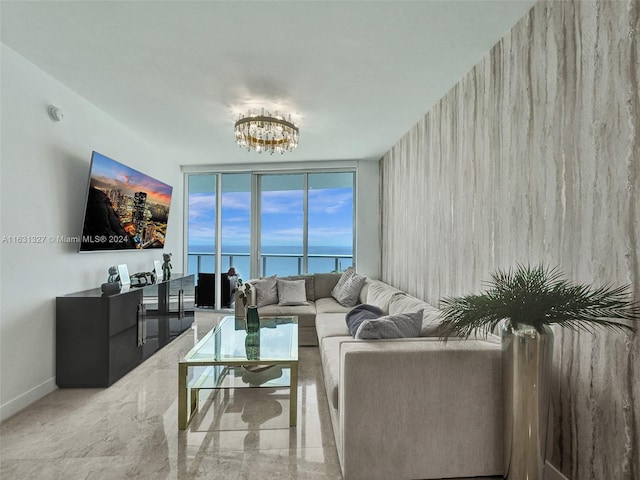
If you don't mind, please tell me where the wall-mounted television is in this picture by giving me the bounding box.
[79,151,173,251]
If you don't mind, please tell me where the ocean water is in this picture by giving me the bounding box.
[188,244,353,279]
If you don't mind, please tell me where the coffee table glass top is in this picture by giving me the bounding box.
[183,315,298,364]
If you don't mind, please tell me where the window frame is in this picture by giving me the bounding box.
[183,162,357,308]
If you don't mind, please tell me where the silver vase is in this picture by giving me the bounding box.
[501,320,553,480]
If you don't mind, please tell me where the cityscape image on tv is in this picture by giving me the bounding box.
[80,152,173,251]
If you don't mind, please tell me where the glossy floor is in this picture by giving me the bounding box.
[0,312,500,480]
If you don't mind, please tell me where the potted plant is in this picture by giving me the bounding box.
[438,264,639,480]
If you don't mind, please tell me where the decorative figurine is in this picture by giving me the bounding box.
[107,265,120,283]
[162,253,172,281]
[101,265,122,295]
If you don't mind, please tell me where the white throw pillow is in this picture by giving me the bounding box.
[277,279,309,306]
[250,275,278,307]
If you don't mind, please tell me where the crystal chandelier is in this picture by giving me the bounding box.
[234,108,299,154]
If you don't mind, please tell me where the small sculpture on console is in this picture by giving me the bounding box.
[107,265,120,284]
[101,265,122,295]
[162,253,172,281]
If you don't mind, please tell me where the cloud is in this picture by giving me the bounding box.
[189,193,216,221]
[308,190,353,214]
[261,191,303,214]
[221,192,251,211]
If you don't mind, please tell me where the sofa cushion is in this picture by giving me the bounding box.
[355,310,424,339]
[388,293,429,315]
[332,271,366,307]
[257,302,316,328]
[282,275,315,301]
[316,313,351,341]
[387,293,446,336]
[277,279,309,306]
[314,273,342,299]
[345,304,383,337]
[315,297,351,314]
[250,275,278,307]
[420,305,447,336]
[364,280,404,314]
[358,280,370,304]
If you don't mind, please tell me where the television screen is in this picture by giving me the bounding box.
[79,151,173,251]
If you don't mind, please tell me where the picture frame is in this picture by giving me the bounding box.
[117,264,131,286]
[154,260,163,282]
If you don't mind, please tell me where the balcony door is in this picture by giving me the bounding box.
[187,173,251,309]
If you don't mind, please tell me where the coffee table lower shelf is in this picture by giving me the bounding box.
[178,359,298,430]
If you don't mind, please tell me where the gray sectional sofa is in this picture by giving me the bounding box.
[236,273,504,480]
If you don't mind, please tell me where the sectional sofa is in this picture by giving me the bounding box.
[234,273,352,346]
[236,273,503,480]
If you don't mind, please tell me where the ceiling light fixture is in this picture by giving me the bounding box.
[234,108,299,154]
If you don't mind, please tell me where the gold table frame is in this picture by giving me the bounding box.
[178,316,298,430]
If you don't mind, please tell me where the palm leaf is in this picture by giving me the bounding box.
[439,264,640,341]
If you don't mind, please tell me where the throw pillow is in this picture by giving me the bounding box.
[277,279,309,306]
[355,310,424,339]
[332,271,366,307]
[330,267,354,299]
[345,304,383,337]
[251,275,278,307]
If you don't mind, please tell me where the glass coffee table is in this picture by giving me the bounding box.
[178,315,298,430]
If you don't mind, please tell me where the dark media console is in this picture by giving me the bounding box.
[56,274,194,387]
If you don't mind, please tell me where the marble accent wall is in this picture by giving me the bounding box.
[379,1,639,479]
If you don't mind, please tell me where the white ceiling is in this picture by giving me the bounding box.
[1,0,535,165]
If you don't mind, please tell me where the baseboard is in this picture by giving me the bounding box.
[0,377,56,422]
[545,461,570,480]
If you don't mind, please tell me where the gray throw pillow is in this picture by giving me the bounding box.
[251,275,278,307]
[333,271,366,307]
[330,267,354,299]
[277,279,309,306]
[355,310,424,339]
[346,304,383,337]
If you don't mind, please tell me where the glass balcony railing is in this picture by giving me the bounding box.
[187,252,353,279]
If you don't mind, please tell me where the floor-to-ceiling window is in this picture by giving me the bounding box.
[221,173,251,278]
[259,174,305,276]
[307,172,354,273]
[186,169,354,308]
[187,174,216,275]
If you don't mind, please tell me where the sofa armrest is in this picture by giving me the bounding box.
[338,339,503,480]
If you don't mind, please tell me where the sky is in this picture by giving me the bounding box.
[188,187,353,251]
[90,151,173,206]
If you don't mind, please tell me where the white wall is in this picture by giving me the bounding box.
[355,160,380,279]
[0,44,184,421]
